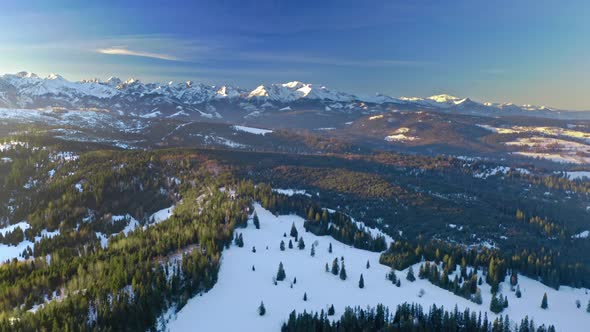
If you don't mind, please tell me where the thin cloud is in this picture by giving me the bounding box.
[238,52,430,67]
[96,48,180,61]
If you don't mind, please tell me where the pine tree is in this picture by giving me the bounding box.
[327,304,335,316]
[258,301,266,316]
[366,260,370,269]
[331,258,340,275]
[298,237,305,250]
[303,292,308,301]
[340,263,347,280]
[515,285,522,298]
[328,243,333,253]
[280,240,285,251]
[277,262,286,281]
[541,292,548,309]
[290,222,298,238]
[406,266,416,282]
[359,274,365,289]
[310,244,315,257]
[253,213,260,229]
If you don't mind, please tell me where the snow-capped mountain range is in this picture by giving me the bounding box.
[0,71,585,120]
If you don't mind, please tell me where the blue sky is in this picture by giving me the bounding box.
[0,0,588,109]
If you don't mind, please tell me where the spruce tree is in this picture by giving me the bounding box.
[303,292,307,301]
[280,240,285,251]
[327,304,335,316]
[253,213,260,229]
[252,246,256,253]
[288,239,293,249]
[310,244,315,257]
[490,294,503,314]
[418,264,426,279]
[406,266,416,282]
[359,274,365,289]
[339,263,347,280]
[293,277,297,284]
[366,260,370,269]
[586,300,590,313]
[328,243,333,253]
[472,288,483,305]
[276,262,286,281]
[541,292,548,309]
[234,233,244,247]
[396,279,401,287]
[290,222,298,238]
[387,269,397,284]
[503,295,509,308]
[298,237,305,250]
[515,285,522,298]
[252,265,255,271]
[331,258,340,275]
[325,262,329,272]
[510,271,518,286]
[258,301,266,316]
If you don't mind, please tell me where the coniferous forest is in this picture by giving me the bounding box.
[0,134,588,331]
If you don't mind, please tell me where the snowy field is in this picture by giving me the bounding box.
[0,222,60,262]
[233,125,273,136]
[385,128,419,142]
[168,204,590,331]
[506,137,590,164]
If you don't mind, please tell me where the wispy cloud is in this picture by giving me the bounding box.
[96,47,180,61]
[238,52,430,67]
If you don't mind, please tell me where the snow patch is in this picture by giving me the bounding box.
[169,204,590,332]
[233,125,273,136]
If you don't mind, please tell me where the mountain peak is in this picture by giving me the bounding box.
[46,73,64,80]
[15,71,38,79]
[248,85,269,98]
[427,94,463,103]
[282,81,306,89]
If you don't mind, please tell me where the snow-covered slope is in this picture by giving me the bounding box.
[167,204,590,331]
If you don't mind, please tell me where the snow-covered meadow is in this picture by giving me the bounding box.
[168,204,590,331]
[0,222,60,262]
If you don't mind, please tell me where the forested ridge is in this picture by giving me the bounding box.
[281,303,556,332]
